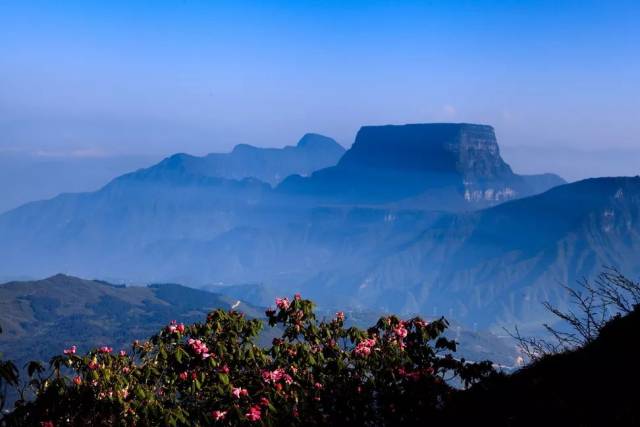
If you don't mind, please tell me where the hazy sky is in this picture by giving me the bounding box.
[1,0,639,158]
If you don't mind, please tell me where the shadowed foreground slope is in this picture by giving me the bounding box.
[447,306,640,426]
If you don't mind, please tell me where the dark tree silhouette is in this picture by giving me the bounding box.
[0,326,19,413]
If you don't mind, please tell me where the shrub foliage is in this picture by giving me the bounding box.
[1,295,493,426]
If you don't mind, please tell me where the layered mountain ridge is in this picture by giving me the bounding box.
[297,176,640,330]
[2,122,630,332]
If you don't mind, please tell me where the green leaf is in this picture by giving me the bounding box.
[218,373,229,385]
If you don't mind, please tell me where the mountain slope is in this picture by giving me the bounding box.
[0,169,273,281]
[448,305,640,426]
[298,177,640,329]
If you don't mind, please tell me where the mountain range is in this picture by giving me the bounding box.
[0,122,637,333]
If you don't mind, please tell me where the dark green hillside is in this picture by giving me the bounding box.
[0,274,263,368]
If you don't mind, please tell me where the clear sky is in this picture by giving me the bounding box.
[1,0,639,157]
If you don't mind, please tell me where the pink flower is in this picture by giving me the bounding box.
[119,350,127,357]
[260,397,270,406]
[63,345,76,355]
[167,320,186,334]
[188,338,211,359]
[219,365,230,374]
[314,382,323,390]
[212,410,227,421]
[88,360,99,370]
[294,293,301,300]
[335,311,345,322]
[73,375,82,385]
[98,346,113,354]
[122,367,130,374]
[354,337,376,357]
[394,325,408,339]
[179,371,189,381]
[232,387,248,398]
[262,368,291,384]
[40,421,54,427]
[275,297,290,310]
[355,345,371,357]
[167,321,177,333]
[246,405,262,421]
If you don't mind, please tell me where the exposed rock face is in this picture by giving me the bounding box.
[279,123,564,209]
[147,133,345,186]
[338,124,510,178]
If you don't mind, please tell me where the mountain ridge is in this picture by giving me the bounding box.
[131,133,345,187]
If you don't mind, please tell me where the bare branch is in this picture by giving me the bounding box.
[507,269,640,363]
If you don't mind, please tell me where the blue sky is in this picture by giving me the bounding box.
[1,0,639,157]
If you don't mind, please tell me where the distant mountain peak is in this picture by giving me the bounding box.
[230,143,260,153]
[296,133,344,151]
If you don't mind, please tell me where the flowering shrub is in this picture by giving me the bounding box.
[2,296,493,426]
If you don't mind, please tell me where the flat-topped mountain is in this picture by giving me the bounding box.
[139,133,344,186]
[279,123,564,209]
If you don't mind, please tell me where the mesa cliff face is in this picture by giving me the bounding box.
[279,123,564,209]
[338,124,509,178]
